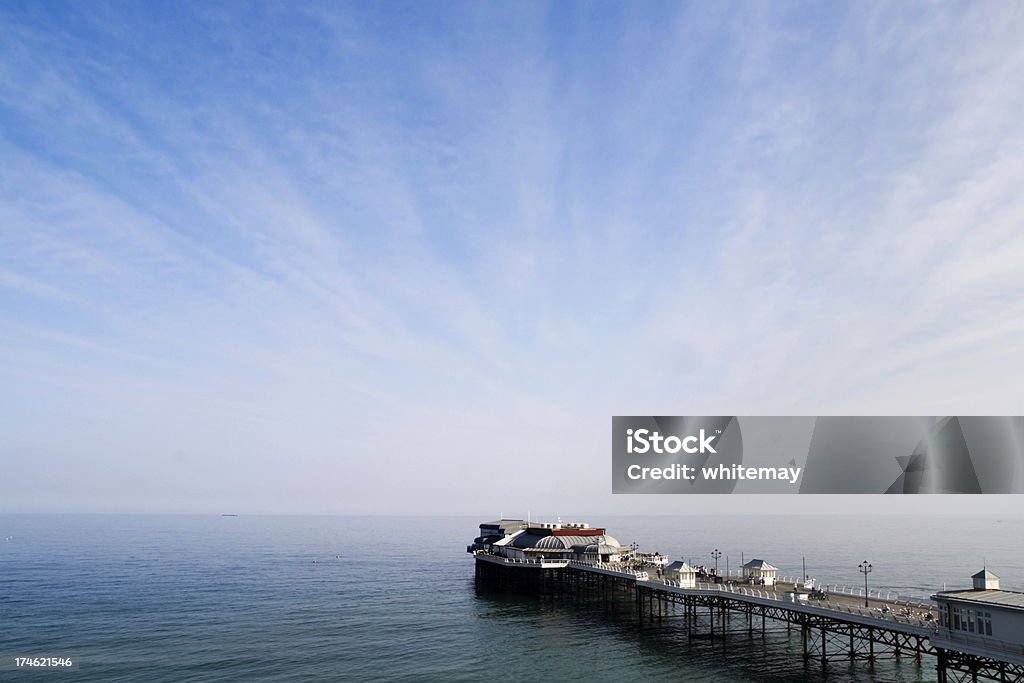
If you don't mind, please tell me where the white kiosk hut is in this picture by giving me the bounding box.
[665,561,697,587]
[743,559,778,587]
[972,568,1001,590]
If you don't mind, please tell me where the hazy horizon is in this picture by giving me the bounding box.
[4,507,1024,518]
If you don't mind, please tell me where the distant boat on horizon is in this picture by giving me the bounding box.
[221,514,239,517]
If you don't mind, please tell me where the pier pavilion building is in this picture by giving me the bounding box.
[468,519,626,563]
[932,569,1024,669]
[469,519,528,550]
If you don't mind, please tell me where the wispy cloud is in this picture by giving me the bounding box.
[1,1,1022,514]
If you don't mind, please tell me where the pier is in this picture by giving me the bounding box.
[470,520,1024,683]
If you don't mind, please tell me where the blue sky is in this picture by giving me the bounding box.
[2,2,1023,514]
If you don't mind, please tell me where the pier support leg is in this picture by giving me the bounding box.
[722,605,728,652]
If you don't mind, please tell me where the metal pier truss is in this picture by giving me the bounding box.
[474,554,1024,682]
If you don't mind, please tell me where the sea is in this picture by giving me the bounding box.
[1,514,1022,682]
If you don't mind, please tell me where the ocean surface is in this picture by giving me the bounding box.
[1,514,1022,682]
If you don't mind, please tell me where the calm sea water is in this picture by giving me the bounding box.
[1,514,1021,682]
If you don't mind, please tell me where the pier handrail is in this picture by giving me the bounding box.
[568,559,649,580]
[814,599,934,629]
[935,630,1024,659]
[818,583,935,608]
[650,579,934,629]
[472,551,569,567]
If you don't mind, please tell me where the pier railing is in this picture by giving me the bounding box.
[814,599,936,630]
[569,559,650,580]
[473,553,650,578]
[933,630,1024,660]
[816,583,935,608]
[471,551,568,567]
[653,581,936,630]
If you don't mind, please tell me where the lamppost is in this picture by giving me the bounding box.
[859,560,872,607]
[711,548,722,577]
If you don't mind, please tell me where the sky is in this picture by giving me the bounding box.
[1,1,1023,516]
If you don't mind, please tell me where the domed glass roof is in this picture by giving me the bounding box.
[511,533,622,550]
